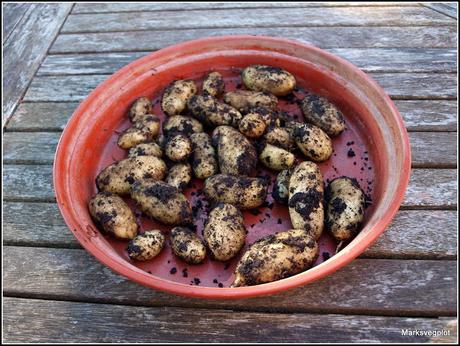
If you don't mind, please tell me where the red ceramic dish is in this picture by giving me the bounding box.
[54,36,411,299]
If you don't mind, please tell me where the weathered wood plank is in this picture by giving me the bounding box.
[3,3,73,125]
[3,131,456,167]
[6,100,457,132]
[50,26,458,54]
[423,2,458,19]
[3,165,54,202]
[22,73,457,102]
[3,248,457,317]
[61,7,455,33]
[37,48,457,76]
[2,3,30,44]
[4,203,456,259]
[4,297,456,343]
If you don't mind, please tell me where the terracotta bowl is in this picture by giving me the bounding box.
[54,35,411,299]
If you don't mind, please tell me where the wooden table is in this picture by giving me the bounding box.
[3,2,458,343]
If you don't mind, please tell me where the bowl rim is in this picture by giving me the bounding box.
[53,35,411,299]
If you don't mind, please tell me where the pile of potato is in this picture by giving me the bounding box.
[89,64,366,287]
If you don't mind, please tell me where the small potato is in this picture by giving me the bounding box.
[239,113,267,138]
[242,65,296,96]
[96,156,167,195]
[128,142,163,158]
[272,169,292,205]
[190,132,218,179]
[204,174,268,210]
[212,126,257,176]
[126,230,165,261]
[203,71,225,97]
[118,114,161,149]
[204,203,246,261]
[188,95,242,128]
[259,144,295,171]
[232,229,319,287]
[325,177,365,241]
[165,134,192,162]
[224,90,278,112]
[129,97,152,122]
[161,80,197,116]
[248,107,280,127]
[288,161,324,240]
[88,192,138,240]
[171,227,206,264]
[300,94,346,137]
[163,115,203,137]
[264,126,294,151]
[131,180,192,225]
[293,123,333,162]
[166,163,192,191]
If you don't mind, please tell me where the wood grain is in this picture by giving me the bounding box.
[423,3,458,19]
[3,203,456,259]
[2,3,30,44]
[22,73,457,102]
[409,132,457,168]
[6,100,457,132]
[3,165,54,202]
[3,248,457,317]
[61,7,455,33]
[3,3,73,125]
[37,48,457,76]
[50,26,458,54]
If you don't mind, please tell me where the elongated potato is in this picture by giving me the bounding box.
[190,132,218,179]
[96,156,167,195]
[118,114,161,149]
[272,169,292,205]
[188,95,242,128]
[238,113,267,138]
[264,126,294,151]
[300,94,346,137]
[171,227,206,264]
[204,203,246,261]
[204,174,268,209]
[203,71,225,97]
[129,97,152,122]
[166,163,192,191]
[163,115,203,137]
[259,144,295,171]
[288,161,324,240]
[89,192,138,240]
[212,125,257,176]
[131,180,192,225]
[293,123,333,162]
[224,90,278,112]
[126,230,165,261]
[232,229,319,287]
[165,134,192,162]
[161,80,197,116]
[242,65,296,96]
[128,142,163,158]
[325,177,365,241]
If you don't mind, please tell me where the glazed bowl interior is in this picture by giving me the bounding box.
[54,36,410,299]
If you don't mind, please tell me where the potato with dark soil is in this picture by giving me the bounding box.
[300,94,346,137]
[188,94,242,128]
[292,123,333,162]
[224,90,278,112]
[165,134,192,162]
[259,144,295,171]
[126,230,165,261]
[171,227,206,264]
[203,71,225,97]
[129,97,152,122]
[288,161,324,240]
[128,142,163,158]
[165,163,192,191]
[161,80,197,116]
[242,65,296,96]
[247,106,280,127]
[117,114,161,149]
[212,125,257,176]
[272,169,292,205]
[232,229,319,287]
[325,177,365,241]
[264,126,294,151]
[131,180,192,225]
[204,203,246,261]
[238,113,267,138]
[163,115,203,137]
[190,132,218,179]
[89,192,138,240]
[96,156,167,195]
[204,174,268,210]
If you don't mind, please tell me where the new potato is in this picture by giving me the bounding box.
[188,95,242,128]
[259,143,295,171]
[166,163,192,191]
[161,80,197,116]
[242,65,296,96]
[293,123,333,162]
[224,90,278,112]
[165,134,192,162]
[203,71,225,97]
[171,227,207,264]
[126,230,165,261]
[190,132,219,179]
